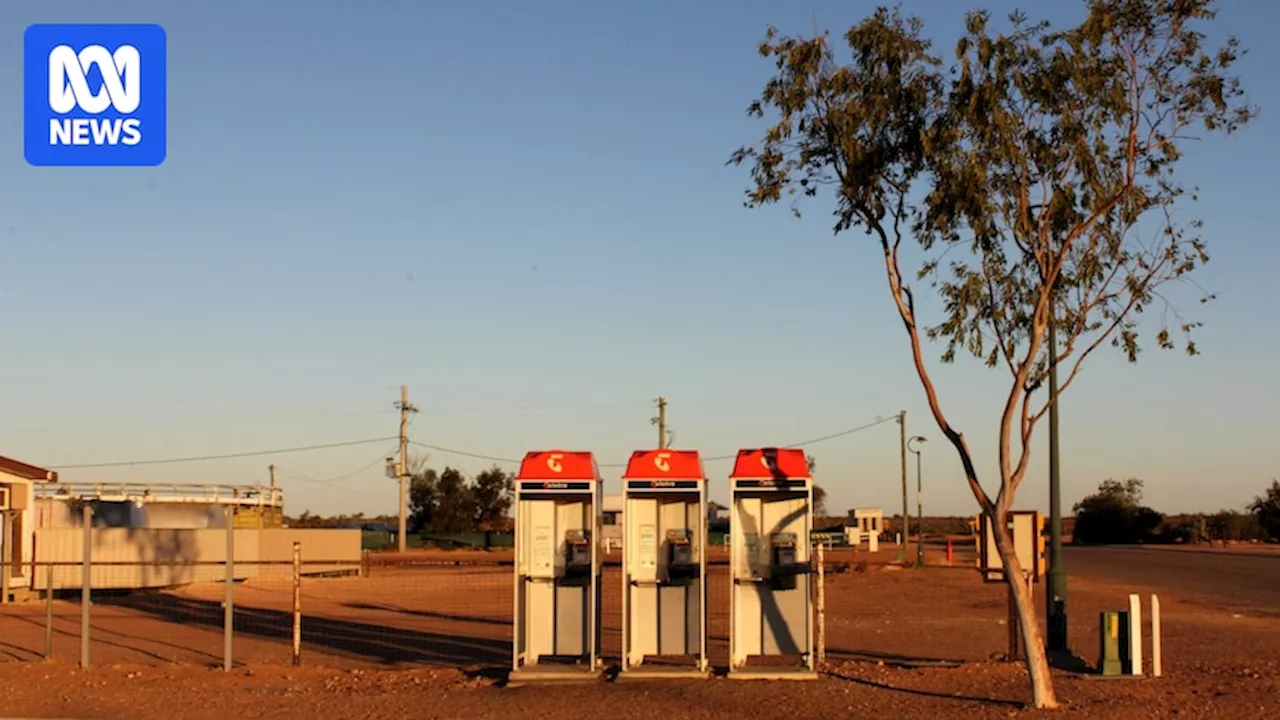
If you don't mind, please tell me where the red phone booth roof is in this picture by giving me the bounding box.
[621,449,706,480]
[515,450,601,481]
[729,447,810,480]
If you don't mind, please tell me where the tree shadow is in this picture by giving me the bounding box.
[96,594,510,669]
[342,602,512,628]
[824,669,1023,708]
[1048,648,1094,674]
[828,647,965,668]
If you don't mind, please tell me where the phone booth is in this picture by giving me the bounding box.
[511,450,603,682]
[728,447,817,679]
[619,449,709,679]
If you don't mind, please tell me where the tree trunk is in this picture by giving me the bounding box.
[990,509,1059,709]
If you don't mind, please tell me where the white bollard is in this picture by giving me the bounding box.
[1151,594,1162,678]
[868,532,879,553]
[1128,593,1143,676]
[896,532,902,546]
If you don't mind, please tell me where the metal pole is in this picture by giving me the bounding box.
[224,506,234,672]
[915,448,924,567]
[292,541,301,667]
[45,561,54,659]
[80,503,91,669]
[898,411,908,563]
[1046,316,1068,652]
[815,541,826,665]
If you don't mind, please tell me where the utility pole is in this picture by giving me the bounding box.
[1046,314,1068,652]
[651,396,668,449]
[897,410,908,564]
[396,385,418,554]
[268,464,276,490]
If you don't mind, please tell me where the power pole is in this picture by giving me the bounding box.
[396,385,419,554]
[651,396,668,449]
[268,464,276,490]
[898,410,908,564]
[1046,314,1068,652]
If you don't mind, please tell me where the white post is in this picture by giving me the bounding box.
[1128,593,1143,676]
[895,532,902,546]
[868,532,879,553]
[1150,594,1162,678]
[814,543,824,661]
[815,541,826,665]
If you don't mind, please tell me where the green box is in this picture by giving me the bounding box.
[1099,610,1128,676]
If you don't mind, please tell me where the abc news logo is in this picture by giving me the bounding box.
[24,24,167,167]
[48,44,143,147]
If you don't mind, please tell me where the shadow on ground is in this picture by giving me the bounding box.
[95,594,510,669]
[342,602,512,627]
[827,647,965,668]
[824,669,1024,708]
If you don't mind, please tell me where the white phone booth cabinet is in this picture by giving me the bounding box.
[511,450,603,682]
[728,447,817,680]
[618,449,709,679]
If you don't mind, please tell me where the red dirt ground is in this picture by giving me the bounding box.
[1,552,1277,719]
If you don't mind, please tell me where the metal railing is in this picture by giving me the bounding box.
[35,482,284,508]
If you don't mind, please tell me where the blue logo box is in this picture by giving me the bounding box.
[24,23,167,167]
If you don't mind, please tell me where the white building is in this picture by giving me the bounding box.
[0,455,58,602]
[601,494,624,548]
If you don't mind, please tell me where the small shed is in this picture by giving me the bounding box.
[847,507,884,536]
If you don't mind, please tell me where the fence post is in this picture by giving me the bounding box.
[292,541,302,667]
[224,506,234,672]
[0,511,9,605]
[45,562,54,659]
[80,503,91,669]
[815,541,826,665]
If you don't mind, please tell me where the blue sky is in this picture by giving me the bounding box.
[2,0,1277,518]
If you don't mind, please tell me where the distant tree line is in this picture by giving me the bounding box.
[286,511,398,529]
[408,463,514,534]
[1072,478,1280,545]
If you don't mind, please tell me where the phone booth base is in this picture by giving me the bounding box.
[511,451,603,684]
[618,450,710,680]
[728,448,817,680]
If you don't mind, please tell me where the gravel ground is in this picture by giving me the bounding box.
[0,552,1276,719]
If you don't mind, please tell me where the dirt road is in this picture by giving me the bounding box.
[1063,545,1280,616]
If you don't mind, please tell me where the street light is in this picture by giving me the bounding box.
[907,436,927,567]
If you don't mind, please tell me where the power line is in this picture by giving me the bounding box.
[44,414,900,472]
[408,414,899,468]
[274,450,400,485]
[48,436,400,470]
[408,441,521,464]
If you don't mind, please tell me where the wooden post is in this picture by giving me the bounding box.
[44,561,54,659]
[1150,594,1162,678]
[1007,582,1020,660]
[292,541,302,667]
[80,503,91,669]
[224,507,234,672]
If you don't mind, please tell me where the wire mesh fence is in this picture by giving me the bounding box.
[0,554,765,670]
[0,538,991,672]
